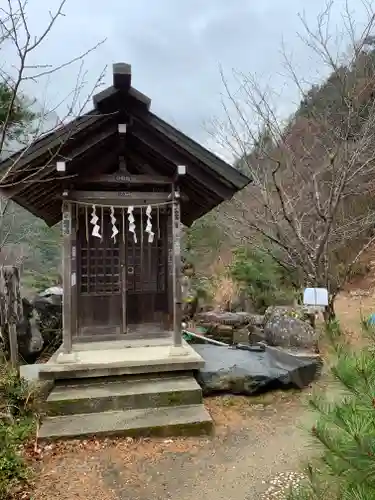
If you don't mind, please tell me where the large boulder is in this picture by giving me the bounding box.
[264,305,316,327]
[194,344,323,395]
[31,286,62,355]
[0,298,44,364]
[264,310,319,352]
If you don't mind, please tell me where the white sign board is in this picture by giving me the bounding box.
[303,287,328,307]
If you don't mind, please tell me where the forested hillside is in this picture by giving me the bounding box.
[186,33,375,313]
[0,79,61,292]
[0,201,61,292]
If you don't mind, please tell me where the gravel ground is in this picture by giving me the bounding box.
[31,390,318,500]
[25,291,362,500]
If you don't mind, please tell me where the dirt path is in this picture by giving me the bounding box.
[335,289,375,336]
[31,292,368,500]
[32,391,316,500]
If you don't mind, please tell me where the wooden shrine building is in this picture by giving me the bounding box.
[0,63,250,363]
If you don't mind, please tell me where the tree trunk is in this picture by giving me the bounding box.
[323,296,336,323]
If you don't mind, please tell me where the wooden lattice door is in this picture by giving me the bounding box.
[77,207,124,337]
[125,207,169,332]
[76,205,170,338]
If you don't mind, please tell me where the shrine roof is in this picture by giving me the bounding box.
[0,63,251,227]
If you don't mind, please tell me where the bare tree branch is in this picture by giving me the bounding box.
[210,0,375,316]
[0,0,107,255]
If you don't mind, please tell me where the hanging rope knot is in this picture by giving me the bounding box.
[90,204,101,239]
[145,205,155,243]
[110,206,119,242]
[127,206,137,243]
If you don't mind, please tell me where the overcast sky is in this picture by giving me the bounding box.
[8,0,372,159]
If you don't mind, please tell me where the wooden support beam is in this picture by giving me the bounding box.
[70,208,77,338]
[66,190,189,207]
[77,173,173,186]
[172,196,182,347]
[62,200,73,354]
[171,165,186,348]
[68,190,172,203]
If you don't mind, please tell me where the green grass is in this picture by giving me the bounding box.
[0,362,41,499]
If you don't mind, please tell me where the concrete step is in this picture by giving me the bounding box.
[47,376,203,416]
[38,342,204,381]
[39,404,213,440]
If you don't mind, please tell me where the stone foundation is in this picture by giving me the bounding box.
[195,311,265,344]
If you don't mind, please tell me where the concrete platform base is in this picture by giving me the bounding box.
[38,340,204,381]
[37,340,212,440]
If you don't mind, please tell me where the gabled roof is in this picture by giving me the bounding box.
[0,63,251,227]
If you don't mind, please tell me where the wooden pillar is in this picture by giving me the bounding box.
[70,207,77,339]
[172,190,182,347]
[171,164,186,348]
[8,324,19,369]
[167,207,174,331]
[62,199,73,354]
[0,266,21,371]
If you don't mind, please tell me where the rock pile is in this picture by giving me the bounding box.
[195,311,264,344]
[195,305,319,352]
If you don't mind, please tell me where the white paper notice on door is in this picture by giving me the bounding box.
[71,272,76,287]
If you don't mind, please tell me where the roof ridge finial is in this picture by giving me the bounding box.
[113,62,132,91]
